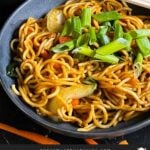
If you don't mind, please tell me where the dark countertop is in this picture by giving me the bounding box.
[0,0,150,145]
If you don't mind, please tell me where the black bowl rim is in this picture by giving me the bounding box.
[0,0,149,139]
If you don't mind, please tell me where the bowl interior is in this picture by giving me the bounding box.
[0,0,149,138]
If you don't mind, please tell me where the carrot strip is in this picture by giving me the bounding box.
[58,36,72,44]
[85,138,98,145]
[53,63,61,69]
[119,140,128,145]
[0,123,60,145]
[40,50,50,59]
[72,99,80,107]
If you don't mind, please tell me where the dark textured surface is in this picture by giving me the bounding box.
[0,0,149,144]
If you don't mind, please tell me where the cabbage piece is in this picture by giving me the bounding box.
[47,8,65,33]
[47,83,97,114]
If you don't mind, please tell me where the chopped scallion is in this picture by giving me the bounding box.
[97,26,108,35]
[51,40,75,53]
[123,33,133,51]
[76,33,90,47]
[61,18,72,36]
[92,11,121,23]
[136,36,150,57]
[103,21,113,31]
[97,34,110,46]
[94,54,119,64]
[114,20,123,40]
[89,27,97,46]
[72,46,94,57]
[96,38,128,55]
[97,26,110,46]
[129,29,150,39]
[81,8,92,27]
[72,16,82,38]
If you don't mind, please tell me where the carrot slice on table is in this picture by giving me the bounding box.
[85,138,98,145]
[0,123,60,145]
[119,140,128,145]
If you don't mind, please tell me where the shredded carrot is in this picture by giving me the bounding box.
[119,140,128,145]
[58,36,72,44]
[85,138,98,145]
[72,99,80,107]
[0,123,60,145]
[53,63,61,69]
[40,50,50,59]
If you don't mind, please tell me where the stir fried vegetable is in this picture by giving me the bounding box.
[123,33,133,51]
[134,52,143,77]
[47,82,97,114]
[47,8,65,33]
[114,20,123,40]
[49,8,148,65]
[8,7,150,79]
[136,36,150,57]
[129,29,150,39]
[92,11,121,23]
[97,26,110,46]
[81,8,92,27]
[96,38,128,55]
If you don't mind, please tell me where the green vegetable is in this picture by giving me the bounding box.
[97,26,110,46]
[129,29,150,39]
[114,20,123,40]
[76,33,90,47]
[94,54,119,64]
[89,27,97,46]
[61,18,72,36]
[51,40,75,53]
[6,62,18,78]
[73,46,119,64]
[123,33,133,51]
[98,34,110,46]
[136,36,150,57]
[103,21,113,31]
[134,52,143,77]
[96,38,128,55]
[72,16,82,38]
[47,83,97,114]
[72,46,94,57]
[81,8,92,27]
[97,26,108,35]
[92,11,121,23]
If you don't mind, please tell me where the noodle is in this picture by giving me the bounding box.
[9,0,150,131]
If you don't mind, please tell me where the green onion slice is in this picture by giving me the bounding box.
[94,54,119,64]
[93,11,121,23]
[96,38,128,55]
[81,8,92,27]
[136,36,150,57]
[51,40,75,53]
[129,29,150,39]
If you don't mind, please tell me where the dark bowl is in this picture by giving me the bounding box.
[0,0,149,139]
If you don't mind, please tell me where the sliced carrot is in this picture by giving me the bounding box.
[119,140,128,145]
[58,36,72,44]
[85,138,98,145]
[40,50,50,59]
[72,99,80,107]
[0,123,60,145]
[53,63,61,69]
